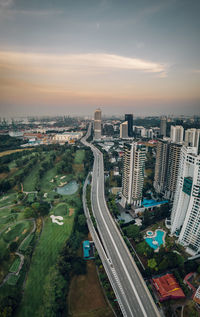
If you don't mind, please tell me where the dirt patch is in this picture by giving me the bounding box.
[69,208,75,217]
[0,148,33,157]
[14,236,19,242]
[68,260,114,317]
[0,173,8,180]
[22,229,27,235]
[73,164,84,172]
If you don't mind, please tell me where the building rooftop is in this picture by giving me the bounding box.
[152,273,185,301]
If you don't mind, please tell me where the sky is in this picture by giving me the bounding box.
[0,0,200,117]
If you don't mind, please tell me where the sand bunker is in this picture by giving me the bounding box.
[50,179,54,183]
[0,196,8,201]
[50,215,64,225]
[5,227,11,234]
[43,193,47,198]
[60,176,66,180]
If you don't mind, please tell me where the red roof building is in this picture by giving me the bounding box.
[152,273,185,302]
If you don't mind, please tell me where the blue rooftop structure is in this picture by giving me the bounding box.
[83,240,94,260]
[142,199,168,208]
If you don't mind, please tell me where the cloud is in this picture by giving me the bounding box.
[192,69,200,73]
[0,51,167,76]
[0,0,13,8]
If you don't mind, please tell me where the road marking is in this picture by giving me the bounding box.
[96,177,148,317]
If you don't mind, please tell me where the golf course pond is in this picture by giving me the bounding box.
[56,180,79,195]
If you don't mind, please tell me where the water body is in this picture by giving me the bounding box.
[56,180,79,195]
[145,230,165,250]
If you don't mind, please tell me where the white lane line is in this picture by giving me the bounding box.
[96,179,148,317]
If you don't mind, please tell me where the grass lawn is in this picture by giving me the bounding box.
[0,193,17,208]
[69,260,114,317]
[74,150,85,164]
[9,256,21,273]
[2,221,32,244]
[0,148,33,158]
[53,202,69,216]
[23,165,40,192]
[17,214,75,317]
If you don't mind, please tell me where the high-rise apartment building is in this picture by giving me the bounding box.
[121,142,146,207]
[154,138,182,200]
[165,143,182,200]
[160,116,167,137]
[120,121,128,138]
[170,125,184,143]
[170,146,200,255]
[185,128,200,152]
[154,138,169,194]
[125,114,133,137]
[94,108,101,140]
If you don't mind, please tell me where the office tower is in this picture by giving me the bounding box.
[170,125,184,143]
[165,143,182,200]
[121,142,146,207]
[125,114,133,137]
[185,128,200,152]
[160,116,167,137]
[94,108,101,140]
[154,139,182,200]
[170,146,200,255]
[120,121,128,138]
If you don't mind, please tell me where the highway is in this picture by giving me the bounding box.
[82,124,160,317]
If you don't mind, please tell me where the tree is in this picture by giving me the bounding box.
[9,241,18,252]
[24,207,36,218]
[125,224,140,240]
[148,258,157,271]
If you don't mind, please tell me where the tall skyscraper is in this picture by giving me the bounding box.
[185,128,200,152]
[160,116,167,137]
[154,139,169,194]
[121,142,146,207]
[165,142,182,200]
[125,114,133,137]
[170,125,184,143]
[94,108,101,140]
[154,138,182,201]
[170,146,200,255]
[120,121,128,138]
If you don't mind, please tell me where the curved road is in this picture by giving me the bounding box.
[82,124,160,317]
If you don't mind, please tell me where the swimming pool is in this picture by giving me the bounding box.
[145,230,165,250]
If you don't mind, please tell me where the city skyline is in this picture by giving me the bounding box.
[0,0,200,117]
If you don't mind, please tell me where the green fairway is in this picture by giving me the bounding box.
[53,202,68,216]
[0,193,17,208]
[7,274,19,286]
[18,214,74,316]
[2,221,31,243]
[74,149,85,164]
[9,256,21,273]
[19,234,34,252]
[23,165,40,192]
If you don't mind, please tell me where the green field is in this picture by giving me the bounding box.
[0,193,17,208]
[9,256,21,273]
[7,273,19,286]
[18,214,74,316]
[2,221,31,243]
[0,146,86,316]
[23,165,40,192]
[74,149,85,164]
[19,233,34,252]
[53,202,68,216]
